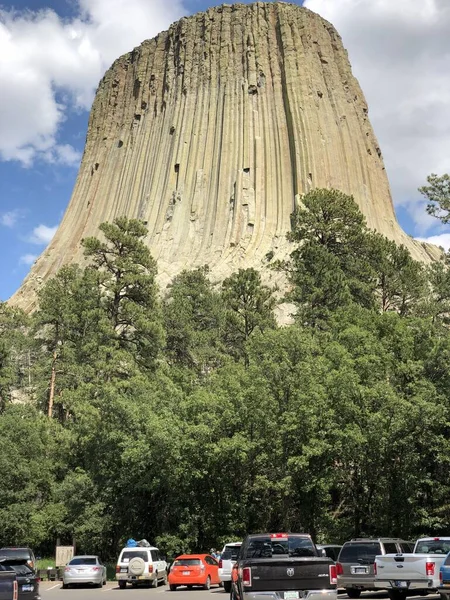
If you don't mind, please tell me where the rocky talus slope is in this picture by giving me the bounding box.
[11,2,439,310]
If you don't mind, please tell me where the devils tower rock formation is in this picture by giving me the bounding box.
[11,2,438,310]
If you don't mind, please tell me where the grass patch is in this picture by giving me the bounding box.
[36,558,56,570]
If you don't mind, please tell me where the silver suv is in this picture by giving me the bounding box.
[336,538,414,598]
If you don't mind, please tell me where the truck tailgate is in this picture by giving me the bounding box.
[376,554,444,581]
[245,558,333,591]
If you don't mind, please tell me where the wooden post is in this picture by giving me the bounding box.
[48,351,57,418]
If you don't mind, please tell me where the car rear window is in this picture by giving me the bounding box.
[244,536,316,559]
[69,558,97,566]
[339,543,381,563]
[173,559,201,566]
[415,541,450,554]
[0,562,33,576]
[400,543,414,553]
[0,550,31,561]
[222,546,241,561]
[121,551,148,562]
[445,554,450,566]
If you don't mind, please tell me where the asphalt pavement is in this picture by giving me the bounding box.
[39,581,441,600]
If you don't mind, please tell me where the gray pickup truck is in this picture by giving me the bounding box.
[374,537,450,600]
[231,533,337,600]
[0,571,17,600]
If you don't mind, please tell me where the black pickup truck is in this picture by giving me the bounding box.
[0,571,17,600]
[231,533,337,600]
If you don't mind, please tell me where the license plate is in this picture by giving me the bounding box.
[21,585,33,592]
[120,568,127,572]
[182,571,191,576]
[394,581,408,588]
[285,592,299,600]
[351,566,368,575]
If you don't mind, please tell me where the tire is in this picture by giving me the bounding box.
[224,582,231,593]
[187,585,193,589]
[162,572,168,586]
[346,590,361,599]
[103,579,107,586]
[152,574,158,588]
[118,581,127,589]
[96,582,102,588]
[388,591,407,600]
[204,576,211,591]
[170,584,177,591]
[62,584,68,590]
[128,557,146,577]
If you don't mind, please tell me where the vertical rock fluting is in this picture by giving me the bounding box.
[11,2,438,309]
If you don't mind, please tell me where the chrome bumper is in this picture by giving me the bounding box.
[243,590,337,600]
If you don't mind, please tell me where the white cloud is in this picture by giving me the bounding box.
[417,233,450,252]
[28,224,58,245]
[19,253,38,265]
[1,210,21,227]
[304,0,450,234]
[0,0,186,166]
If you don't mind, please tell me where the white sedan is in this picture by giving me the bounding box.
[62,555,107,588]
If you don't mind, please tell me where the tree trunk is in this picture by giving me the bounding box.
[48,351,57,418]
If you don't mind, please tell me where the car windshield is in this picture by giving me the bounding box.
[0,562,33,576]
[222,546,241,561]
[69,558,97,566]
[244,536,316,558]
[121,552,147,562]
[174,559,201,566]
[339,543,381,564]
[415,541,450,554]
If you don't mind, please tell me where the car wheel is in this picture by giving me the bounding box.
[62,584,68,590]
[152,574,158,588]
[170,584,177,591]
[118,581,127,589]
[96,582,102,588]
[224,582,231,593]
[187,585,193,589]
[162,572,168,586]
[103,579,107,586]
[388,591,407,600]
[204,576,211,591]
[346,590,361,599]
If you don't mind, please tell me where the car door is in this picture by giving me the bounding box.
[205,556,219,584]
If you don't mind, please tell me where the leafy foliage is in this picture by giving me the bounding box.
[2,197,450,559]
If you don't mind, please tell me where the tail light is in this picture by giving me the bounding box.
[336,563,343,576]
[93,567,101,571]
[374,563,377,576]
[13,581,18,600]
[219,559,223,568]
[426,562,435,576]
[242,567,252,587]
[200,564,205,572]
[148,565,153,573]
[440,572,443,583]
[27,561,34,570]
[329,565,337,585]
[64,567,71,572]
[115,566,121,573]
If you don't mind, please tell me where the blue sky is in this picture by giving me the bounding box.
[1,0,449,301]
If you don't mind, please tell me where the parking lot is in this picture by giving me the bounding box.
[38,582,441,600]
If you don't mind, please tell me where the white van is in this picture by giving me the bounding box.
[115,546,167,589]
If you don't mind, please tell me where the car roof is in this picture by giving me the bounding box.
[0,548,33,551]
[223,542,242,547]
[317,544,342,548]
[120,547,157,551]
[71,555,99,559]
[345,538,406,543]
[175,554,207,559]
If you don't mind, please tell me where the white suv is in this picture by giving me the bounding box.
[218,542,242,593]
[115,546,167,589]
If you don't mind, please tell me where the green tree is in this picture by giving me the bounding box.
[419,173,450,223]
[0,303,29,411]
[221,268,276,363]
[82,217,164,371]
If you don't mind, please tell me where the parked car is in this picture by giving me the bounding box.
[317,545,342,562]
[231,532,337,600]
[375,537,450,600]
[0,551,35,574]
[336,538,414,599]
[439,551,450,600]
[62,555,106,589]
[168,554,220,590]
[0,556,39,600]
[219,542,242,593]
[115,546,167,589]
[0,572,17,600]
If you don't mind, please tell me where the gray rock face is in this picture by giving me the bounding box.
[10,2,439,310]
